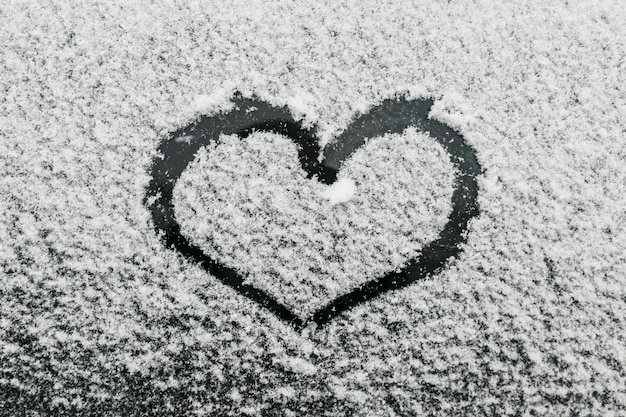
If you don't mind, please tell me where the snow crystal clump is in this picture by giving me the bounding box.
[320,177,357,205]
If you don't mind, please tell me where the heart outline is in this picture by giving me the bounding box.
[145,93,482,330]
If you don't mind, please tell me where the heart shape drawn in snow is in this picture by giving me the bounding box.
[145,93,482,330]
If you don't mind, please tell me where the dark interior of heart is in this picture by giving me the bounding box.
[145,94,482,330]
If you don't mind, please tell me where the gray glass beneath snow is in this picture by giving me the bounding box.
[145,94,482,330]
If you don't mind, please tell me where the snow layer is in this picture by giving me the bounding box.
[1,0,625,416]
[174,129,454,317]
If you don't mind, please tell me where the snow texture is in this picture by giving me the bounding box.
[174,129,454,318]
[1,0,625,416]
